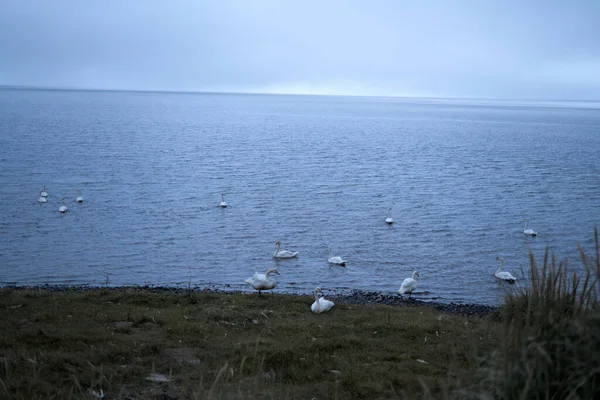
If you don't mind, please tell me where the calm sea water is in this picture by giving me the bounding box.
[1,89,599,305]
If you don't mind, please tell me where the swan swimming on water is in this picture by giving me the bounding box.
[495,257,517,283]
[220,193,227,208]
[385,207,394,225]
[328,246,346,266]
[76,189,84,203]
[245,268,280,296]
[273,240,299,259]
[311,287,335,313]
[41,185,48,197]
[38,190,47,203]
[523,218,537,236]
[399,271,420,298]
[58,197,68,213]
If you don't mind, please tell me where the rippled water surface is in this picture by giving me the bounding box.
[1,89,599,305]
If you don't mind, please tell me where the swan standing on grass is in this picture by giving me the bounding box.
[40,185,48,197]
[76,189,84,203]
[273,240,299,259]
[495,257,517,283]
[245,268,280,296]
[311,287,335,313]
[38,190,47,203]
[220,193,227,208]
[328,246,346,266]
[385,207,394,225]
[399,271,420,298]
[58,197,68,213]
[523,218,537,236]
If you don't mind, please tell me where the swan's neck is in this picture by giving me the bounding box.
[387,208,391,218]
[328,247,332,258]
[412,271,418,279]
[524,220,528,229]
[496,259,504,274]
[221,194,225,201]
[276,242,281,252]
[314,290,320,302]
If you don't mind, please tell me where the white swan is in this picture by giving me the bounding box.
[58,197,68,213]
[41,185,48,197]
[399,271,420,298]
[495,257,517,283]
[38,190,47,203]
[523,218,537,236]
[76,189,84,203]
[311,287,335,313]
[273,240,299,259]
[327,246,346,266]
[220,193,227,208]
[385,207,394,225]
[245,268,280,295]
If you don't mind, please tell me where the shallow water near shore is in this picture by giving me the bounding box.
[1,89,599,305]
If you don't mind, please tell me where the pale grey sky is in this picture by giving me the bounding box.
[1,0,599,99]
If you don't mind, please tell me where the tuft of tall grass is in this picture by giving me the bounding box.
[458,227,600,399]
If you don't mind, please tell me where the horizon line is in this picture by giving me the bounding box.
[1,84,599,104]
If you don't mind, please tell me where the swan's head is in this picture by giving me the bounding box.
[275,240,281,245]
[314,287,324,296]
[266,268,280,276]
[78,189,82,194]
[413,271,420,279]
[496,256,504,262]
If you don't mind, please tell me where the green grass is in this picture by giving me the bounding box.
[0,289,498,399]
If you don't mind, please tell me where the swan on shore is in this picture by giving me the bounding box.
[311,287,335,313]
[245,268,280,296]
[385,207,394,225]
[495,257,517,283]
[76,189,84,203]
[220,193,227,208]
[328,246,346,266]
[273,240,299,259]
[523,218,537,236]
[58,197,68,213]
[399,271,420,298]
[38,190,47,203]
[41,185,48,197]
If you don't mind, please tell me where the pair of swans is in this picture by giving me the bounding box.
[245,268,280,295]
[523,218,537,236]
[38,185,49,203]
[399,271,420,298]
[495,257,517,283]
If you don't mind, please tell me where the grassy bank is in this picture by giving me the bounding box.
[0,288,498,399]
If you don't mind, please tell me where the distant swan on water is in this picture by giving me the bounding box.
[328,246,346,266]
[523,218,537,236]
[385,207,394,224]
[495,257,517,283]
[41,185,48,197]
[311,287,335,313]
[58,197,68,213]
[273,240,299,259]
[38,190,47,203]
[245,268,280,296]
[220,193,227,208]
[399,271,420,298]
[76,189,84,203]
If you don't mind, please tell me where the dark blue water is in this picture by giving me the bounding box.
[1,89,599,305]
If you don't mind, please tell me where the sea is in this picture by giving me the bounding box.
[1,88,599,305]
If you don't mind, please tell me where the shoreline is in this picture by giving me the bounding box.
[1,284,500,317]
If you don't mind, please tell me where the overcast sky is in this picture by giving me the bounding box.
[1,0,599,100]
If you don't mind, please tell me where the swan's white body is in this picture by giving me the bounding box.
[399,271,420,298]
[328,246,346,266]
[40,185,48,197]
[273,240,298,259]
[38,191,47,203]
[245,268,280,295]
[76,189,84,203]
[523,219,537,236]
[495,257,517,283]
[58,198,68,213]
[311,287,335,313]
[220,193,227,208]
[385,207,394,224]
